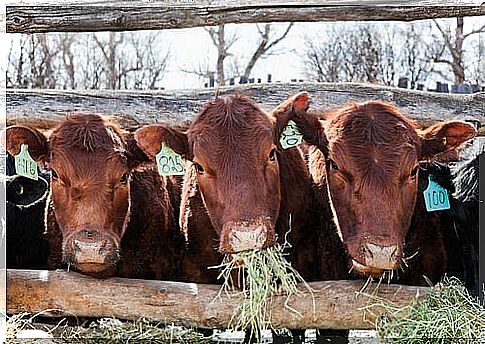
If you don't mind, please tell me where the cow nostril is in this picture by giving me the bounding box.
[389,245,398,258]
[361,244,373,258]
[73,240,82,250]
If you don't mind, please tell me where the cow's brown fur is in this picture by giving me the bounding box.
[5,114,185,279]
[292,101,476,285]
[135,93,349,283]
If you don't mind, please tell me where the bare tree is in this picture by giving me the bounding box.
[241,23,293,80]
[399,23,434,89]
[430,17,485,84]
[7,31,169,90]
[184,23,293,86]
[303,27,345,82]
[206,25,238,86]
[58,34,76,89]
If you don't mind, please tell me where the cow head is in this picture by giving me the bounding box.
[3,114,149,277]
[291,101,476,276]
[135,92,309,254]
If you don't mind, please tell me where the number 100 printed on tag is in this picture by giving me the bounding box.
[280,120,303,150]
[423,175,450,212]
[156,144,185,176]
[15,144,38,180]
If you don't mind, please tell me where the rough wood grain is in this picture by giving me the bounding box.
[6,269,428,330]
[6,1,484,33]
[6,84,485,132]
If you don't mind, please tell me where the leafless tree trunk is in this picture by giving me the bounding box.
[186,23,293,86]
[304,27,345,82]
[400,23,433,89]
[58,34,76,89]
[241,23,293,80]
[431,17,485,84]
[204,25,238,86]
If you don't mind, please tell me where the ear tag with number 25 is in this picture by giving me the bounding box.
[156,144,185,176]
[280,120,303,150]
[423,175,450,212]
[15,144,38,181]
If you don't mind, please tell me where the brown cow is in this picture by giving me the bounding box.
[4,114,185,279]
[135,92,349,284]
[290,101,476,285]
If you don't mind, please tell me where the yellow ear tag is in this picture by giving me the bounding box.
[14,144,38,181]
[280,120,303,150]
[155,144,185,176]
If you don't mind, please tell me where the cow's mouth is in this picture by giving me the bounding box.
[73,262,117,278]
[351,259,389,277]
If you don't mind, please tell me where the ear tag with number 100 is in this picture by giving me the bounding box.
[280,120,303,150]
[423,175,450,212]
[156,144,185,176]
[15,144,38,181]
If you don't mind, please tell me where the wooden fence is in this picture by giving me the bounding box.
[6,84,485,132]
[6,269,428,330]
[6,1,485,33]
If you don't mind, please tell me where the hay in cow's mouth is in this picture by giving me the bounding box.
[376,276,485,343]
[210,241,314,339]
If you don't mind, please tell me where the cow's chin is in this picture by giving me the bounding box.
[74,263,117,278]
[351,259,393,278]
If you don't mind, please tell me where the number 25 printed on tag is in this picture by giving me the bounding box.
[423,175,450,212]
[15,144,38,181]
[280,120,304,150]
[156,144,185,176]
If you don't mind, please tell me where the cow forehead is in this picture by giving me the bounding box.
[188,98,275,163]
[51,148,126,183]
[326,109,420,186]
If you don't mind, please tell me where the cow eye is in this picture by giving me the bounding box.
[51,169,59,180]
[327,159,339,171]
[410,165,419,179]
[16,184,24,195]
[193,162,205,175]
[268,148,276,162]
[119,172,129,185]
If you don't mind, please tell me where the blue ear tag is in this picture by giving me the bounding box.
[14,144,38,181]
[280,120,303,149]
[423,175,450,212]
[155,144,185,176]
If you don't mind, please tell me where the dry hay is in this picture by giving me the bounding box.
[211,240,314,340]
[377,276,485,344]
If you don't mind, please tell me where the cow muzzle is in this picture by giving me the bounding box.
[352,242,401,275]
[219,219,275,253]
[64,229,120,275]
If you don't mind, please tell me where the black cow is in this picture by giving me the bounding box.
[6,153,50,269]
[416,138,481,296]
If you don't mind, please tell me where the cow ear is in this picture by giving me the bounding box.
[419,121,477,161]
[1,126,49,164]
[134,124,189,160]
[275,93,329,156]
[272,91,310,141]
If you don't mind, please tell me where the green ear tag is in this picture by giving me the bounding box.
[14,144,38,181]
[280,120,303,150]
[155,144,185,176]
[423,175,450,212]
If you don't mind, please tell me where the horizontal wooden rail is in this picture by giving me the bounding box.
[6,84,485,132]
[6,1,485,33]
[6,269,428,330]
